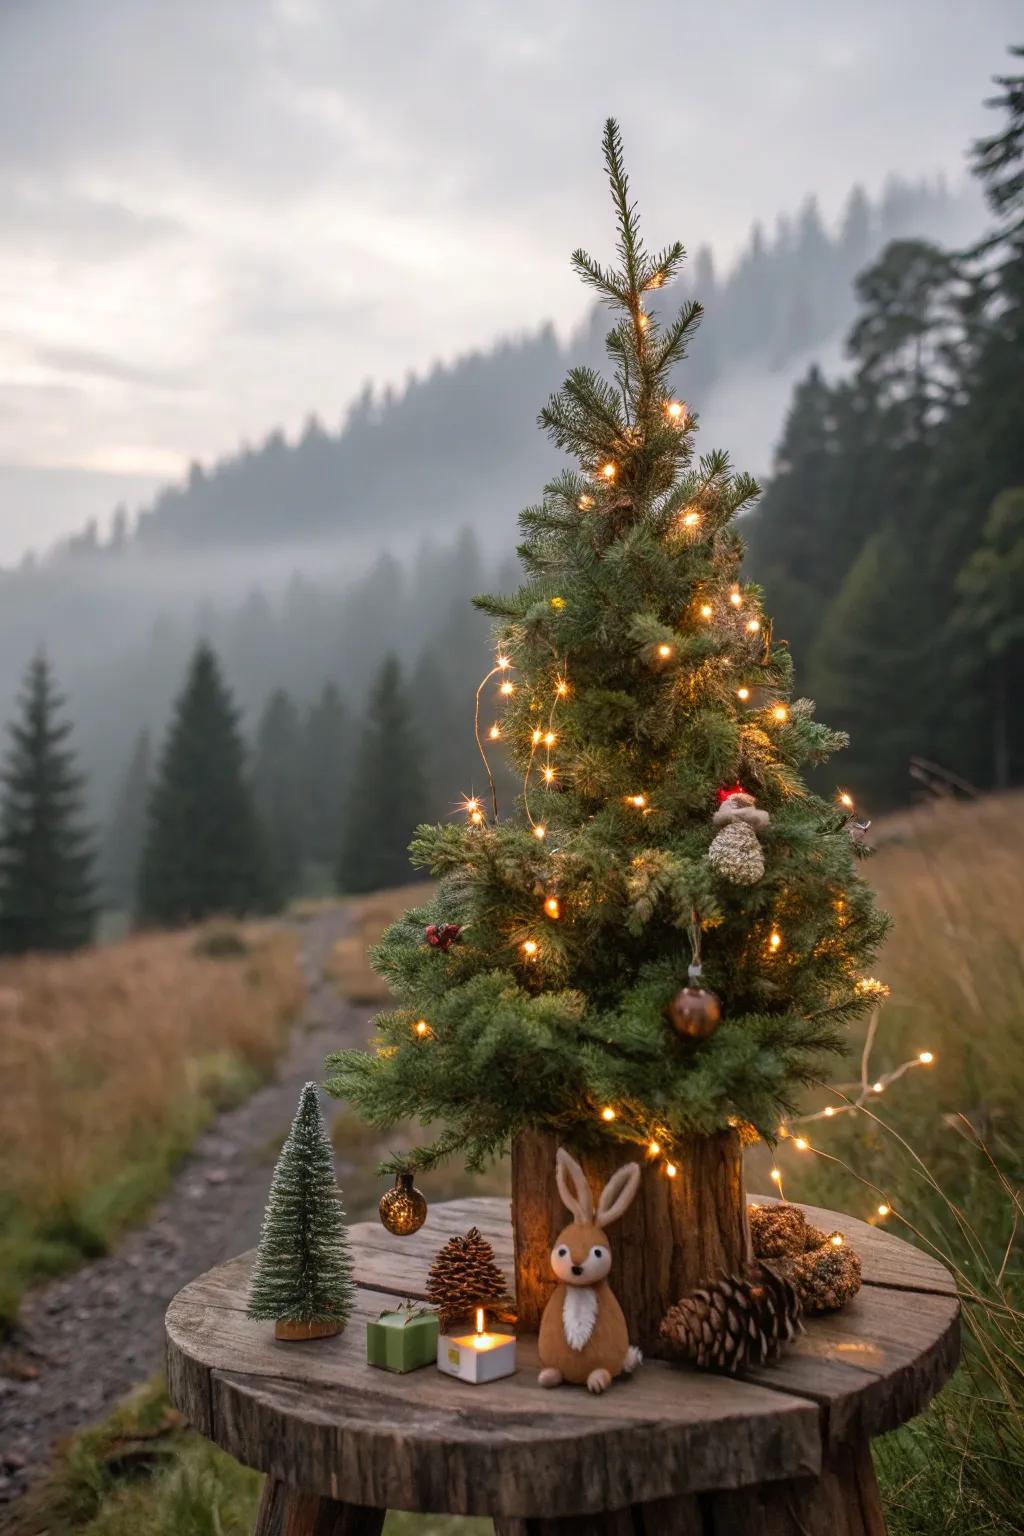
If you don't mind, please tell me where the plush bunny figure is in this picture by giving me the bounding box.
[537,1147,643,1393]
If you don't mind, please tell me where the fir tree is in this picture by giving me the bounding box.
[252,688,304,904]
[302,683,349,867]
[0,653,96,955]
[139,643,269,924]
[103,729,151,916]
[327,121,888,1173]
[336,655,429,894]
[248,1083,356,1330]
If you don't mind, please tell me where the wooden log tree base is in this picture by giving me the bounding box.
[274,1318,345,1342]
[166,1196,959,1535]
[512,1125,749,1355]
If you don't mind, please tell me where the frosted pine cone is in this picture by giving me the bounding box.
[708,821,765,884]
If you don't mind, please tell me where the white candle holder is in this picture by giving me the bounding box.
[437,1308,517,1384]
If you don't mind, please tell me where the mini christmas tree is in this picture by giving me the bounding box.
[248,1083,356,1340]
[326,121,888,1353]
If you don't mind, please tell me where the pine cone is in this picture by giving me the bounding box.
[748,1202,826,1258]
[708,821,765,884]
[659,1263,803,1373]
[426,1227,509,1330]
[787,1240,863,1313]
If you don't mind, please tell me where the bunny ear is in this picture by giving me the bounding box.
[555,1147,594,1223]
[595,1162,641,1227]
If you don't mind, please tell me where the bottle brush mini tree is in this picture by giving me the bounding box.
[248,1082,356,1340]
[326,120,888,1350]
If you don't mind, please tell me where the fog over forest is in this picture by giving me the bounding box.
[0,175,982,832]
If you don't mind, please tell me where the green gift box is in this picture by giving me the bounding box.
[366,1304,439,1373]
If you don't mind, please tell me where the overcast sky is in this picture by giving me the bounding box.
[0,0,1017,561]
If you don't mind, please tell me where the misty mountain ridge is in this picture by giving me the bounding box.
[0,174,983,821]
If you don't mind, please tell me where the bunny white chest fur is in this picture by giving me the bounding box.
[562,1286,599,1350]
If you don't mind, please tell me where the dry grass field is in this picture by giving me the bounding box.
[325,883,434,1004]
[0,922,302,1328]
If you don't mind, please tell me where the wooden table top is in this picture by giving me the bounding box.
[165,1195,959,1520]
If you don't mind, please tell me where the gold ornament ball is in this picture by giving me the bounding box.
[379,1171,428,1236]
[667,985,722,1040]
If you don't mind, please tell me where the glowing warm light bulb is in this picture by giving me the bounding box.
[414,1020,430,1038]
[773,705,788,722]
[919,1050,934,1065]
[746,618,760,633]
[601,1106,616,1122]
[666,400,684,420]
[601,462,617,480]
[627,793,647,809]
[470,810,484,825]
[533,824,546,840]
[838,791,854,810]
[877,1203,890,1218]
[681,509,700,528]
[532,728,543,746]
[665,1162,678,1178]
[497,655,511,670]
[555,680,569,697]
[824,1106,835,1117]
[794,1137,809,1152]
[770,1168,782,1184]
[637,312,649,330]
[544,895,561,919]
[543,731,556,746]
[657,643,672,658]
[578,494,594,510]
[522,939,539,958]
[489,724,501,740]
[700,603,713,619]
[500,681,514,696]
[873,1081,884,1094]
[730,590,743,608]
[543,766,556,784]
[648,1139,661,1155]
[737,687,750,701]
[830,1233,844,1248]
[769,930,782,952]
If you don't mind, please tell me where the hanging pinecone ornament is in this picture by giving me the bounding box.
[708,791,769,885]
[667,963,722,1040]
[659,1263,803,1373]
[378,1170,428,1236]
[427,1227,510,1329]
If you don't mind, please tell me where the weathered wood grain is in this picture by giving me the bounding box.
[512,1127,749,1355]
[164,1195,959,1525]
[252,1478,385,1535]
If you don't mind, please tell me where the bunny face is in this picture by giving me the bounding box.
[551,1223,612,1286]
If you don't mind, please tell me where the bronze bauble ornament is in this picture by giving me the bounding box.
[378,1170,428,1236]
[667,966,721,1040]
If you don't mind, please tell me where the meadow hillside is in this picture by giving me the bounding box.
[0,922,302,1330]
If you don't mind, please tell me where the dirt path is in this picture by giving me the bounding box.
[0,907,372,1507]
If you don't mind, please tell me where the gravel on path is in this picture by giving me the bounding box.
[0,907,370,1507]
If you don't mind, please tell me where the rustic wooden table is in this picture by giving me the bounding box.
[165,1195,959,1535]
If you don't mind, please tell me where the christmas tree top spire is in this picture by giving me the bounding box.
[327,120,888,1176]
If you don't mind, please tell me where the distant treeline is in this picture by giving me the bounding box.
[744,53,1024,803]
[0,172,978,832]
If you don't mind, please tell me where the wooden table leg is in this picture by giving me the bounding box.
[253,1477,386,1536]
[494,1440,885,1535]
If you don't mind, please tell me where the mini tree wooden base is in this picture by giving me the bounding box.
[274,1317,345,1341]
[511,1125,749,1357]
